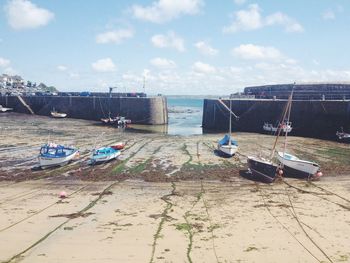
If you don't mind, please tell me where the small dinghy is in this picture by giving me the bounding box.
[38,143,79,168]
[263,122,292,133]
[110,142,125,150]
[91,147,120,164]
[51,108,67,118]
[336,127,350,141]
[0,105,13,112]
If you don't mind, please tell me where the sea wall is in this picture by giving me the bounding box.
[202,99,350,140]
[0,95,168,125]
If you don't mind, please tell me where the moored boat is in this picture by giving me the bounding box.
[111,142,125,150]
[217,134,238,157]
[38,143,79,168]
[263,122,292,133]
[91,147,120,164]
[336,127,350,141]
[51,108,67,118]
[0,105,13,112]
[247,156,280,183]
[277,152,320,179]
[217,100,238,157]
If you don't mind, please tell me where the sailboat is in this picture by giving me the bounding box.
[217,100,238,157]
[245,94,294,183]
[276,91,322,180]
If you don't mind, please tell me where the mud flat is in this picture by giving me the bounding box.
[0,113,350,262]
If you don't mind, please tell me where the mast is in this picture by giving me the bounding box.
[229,100,232,146]
[283,86,294,155]
[108,87,112,118]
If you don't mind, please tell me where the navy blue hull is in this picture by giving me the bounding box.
[247,158,278,183]
[282,165,314,179]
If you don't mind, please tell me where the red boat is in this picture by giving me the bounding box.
[111,142,125,150]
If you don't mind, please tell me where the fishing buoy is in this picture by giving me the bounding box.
[59,191,67,198]
[278,169,284,175]
[316,171,323,177]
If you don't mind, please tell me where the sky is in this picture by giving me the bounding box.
[1,0,350,95]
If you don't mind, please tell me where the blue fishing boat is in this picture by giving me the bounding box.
[91,147,120,164]
[38,143,79,168]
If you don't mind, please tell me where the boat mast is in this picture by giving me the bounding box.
[229,100,232,146]
[108,87,113,118]
[283,86,294,155]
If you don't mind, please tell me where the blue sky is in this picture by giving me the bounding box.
[1,0,350,95]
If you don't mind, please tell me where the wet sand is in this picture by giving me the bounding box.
[0,113,350,262]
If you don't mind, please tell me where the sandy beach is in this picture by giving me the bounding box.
[0,113,350,262]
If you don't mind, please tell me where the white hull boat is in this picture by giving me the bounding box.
[0,105,13,112]
[263,122,292,133]
[38,143,78,168]
[217,140,238,157]
[277,151,319,179]
[51,111,67,118]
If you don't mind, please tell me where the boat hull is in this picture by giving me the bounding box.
[247,156,278,183]
[39,150,78,168]
[217,144,238,157]
[277,152,319,179]
[91,150,120,164]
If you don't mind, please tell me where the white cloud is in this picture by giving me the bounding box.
[265,12,303,32]
[192,61,216,74]
[234,0,246,5]
[151,31,185,52]
[96,29,134,44]
[57,65,67,71]
[194,41,218,56]
[5,0,54,30]
[231,44,284,61]
[150,57,177,69]
[0,57,11,67]
[91,58,117,72]
[223,4,303,33]
[131,0,203,23]
[322,10,335,20]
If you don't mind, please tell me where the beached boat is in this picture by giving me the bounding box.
[91,147,120,164]
[0,105,13,112]
[263,122,292,133]
[217,100,238,157]
[336,128,350,141]
[276,92,322,180]
[247,156,279,183]
[51,108,67,118]
[38,143,79,168]
[111,142,125,150]
[277,152,319,179]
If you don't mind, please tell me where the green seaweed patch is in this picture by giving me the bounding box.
[176,223,192,232]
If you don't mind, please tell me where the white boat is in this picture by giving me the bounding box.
[276,91,321,179]
[0,105,13,112]
[277,152,320,179]
[217,100,238,157]
[91,147,120,164]
[263,122,292,133]
[336,127,350,140]
[38,143,79,168]
[51,109,67,118]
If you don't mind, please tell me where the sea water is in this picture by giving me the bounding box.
[167,97,203,135]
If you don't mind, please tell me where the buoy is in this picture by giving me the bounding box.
[278,169,284,175]
[316,171,323,177]
[59,191,67,198]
